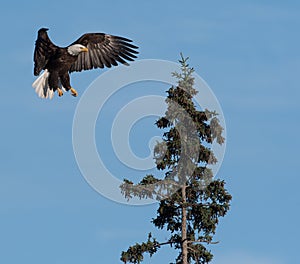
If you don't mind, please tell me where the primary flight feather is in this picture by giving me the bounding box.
[32,28,139,99]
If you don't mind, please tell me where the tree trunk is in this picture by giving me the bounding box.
[181,183,188,264]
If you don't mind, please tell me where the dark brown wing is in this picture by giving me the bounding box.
[69,33,139,72]
[33,28,59,76]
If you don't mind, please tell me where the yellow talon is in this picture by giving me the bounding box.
[57,88,63,97]
[70,87,78,97]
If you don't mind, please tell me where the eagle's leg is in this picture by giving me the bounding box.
[57,88,63,97]
[60,73,77,97]
[70,87,78,97]
[48,72,63,97]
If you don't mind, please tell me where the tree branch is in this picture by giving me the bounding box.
[187,239,219,245]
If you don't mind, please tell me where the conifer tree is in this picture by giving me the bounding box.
[120,55,232,264]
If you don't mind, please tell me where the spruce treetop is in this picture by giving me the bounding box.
[120,54,232,264]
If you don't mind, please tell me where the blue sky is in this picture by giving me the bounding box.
[0,1,299,263]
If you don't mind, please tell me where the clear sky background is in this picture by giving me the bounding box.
[0,1,299,263]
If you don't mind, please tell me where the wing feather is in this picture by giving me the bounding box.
[120,49,138,59]
[99,48,112,68]
[90,48,100,68]
[33,28,59,76]
[69,33,139,72]
[94,49,104,68]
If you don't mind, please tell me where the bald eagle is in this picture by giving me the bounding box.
[32,28,138,99]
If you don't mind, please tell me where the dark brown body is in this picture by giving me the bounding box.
[45,49,77,91]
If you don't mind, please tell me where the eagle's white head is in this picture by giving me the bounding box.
[67,44,89,56]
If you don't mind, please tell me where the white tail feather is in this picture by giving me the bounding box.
[32,70,66,99]
[32,70,54,99]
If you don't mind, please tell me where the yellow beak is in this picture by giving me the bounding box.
[81,47,89,52]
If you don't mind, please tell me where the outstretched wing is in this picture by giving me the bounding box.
[33,28,59,76]
[69,33,139,72]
